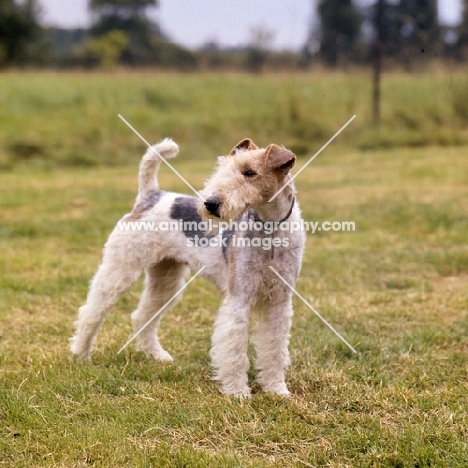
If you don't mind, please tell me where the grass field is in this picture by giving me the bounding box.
[1,70,468,169]
[1,72,468,467]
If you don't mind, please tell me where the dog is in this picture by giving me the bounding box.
[70,138,305,396]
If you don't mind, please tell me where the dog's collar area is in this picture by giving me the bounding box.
[248,196,296,260]
[249,196,295,225]
[279,196,296,224]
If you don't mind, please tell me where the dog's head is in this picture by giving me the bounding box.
[199,138,296,222]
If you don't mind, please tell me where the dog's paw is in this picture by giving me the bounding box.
[233,391,252,399]
[146,348,174,363]
[260,381,290,396]
[220,385,252,398]
[69,338,91,362]
[269,388,291,397]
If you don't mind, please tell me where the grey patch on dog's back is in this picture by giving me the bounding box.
[170,197,200,223]
[170,196,213,240]
[128,190,164,220]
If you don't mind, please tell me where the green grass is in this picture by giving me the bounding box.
[1,70,468,170]
[1,72,468,466]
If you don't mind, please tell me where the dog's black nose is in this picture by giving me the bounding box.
[204,198,221,217]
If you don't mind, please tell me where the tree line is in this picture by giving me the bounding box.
[308,0,468,68]
[1,0,467,70]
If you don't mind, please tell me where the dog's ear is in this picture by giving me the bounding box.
[229,138,258,156]
[264,144,296,173]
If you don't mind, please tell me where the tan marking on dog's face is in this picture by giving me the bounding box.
[200,143,296,221]
[263,144,296,175]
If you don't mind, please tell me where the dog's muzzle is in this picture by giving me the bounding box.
[204,198,221,218]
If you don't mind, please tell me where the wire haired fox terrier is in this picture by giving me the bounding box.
[70,137,305,397]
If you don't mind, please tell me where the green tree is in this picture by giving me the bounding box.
[89,0,160,64]
[377,0,439,65]
[317,0,362,66]
[84,29,128,69]
[0,0,42,65]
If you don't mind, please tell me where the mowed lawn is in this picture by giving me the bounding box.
[1,72,468,466]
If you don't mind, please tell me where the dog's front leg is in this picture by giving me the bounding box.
[210,297,251,397]
[252,295,293,396]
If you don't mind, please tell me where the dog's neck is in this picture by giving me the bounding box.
[250,179,296,223]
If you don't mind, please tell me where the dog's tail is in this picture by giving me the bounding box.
[137,138,179,201]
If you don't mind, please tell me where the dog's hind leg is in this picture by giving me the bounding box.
[70,258,142,361]
[131,259,189,361]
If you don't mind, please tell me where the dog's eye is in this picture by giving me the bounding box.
[242,170,257,177]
